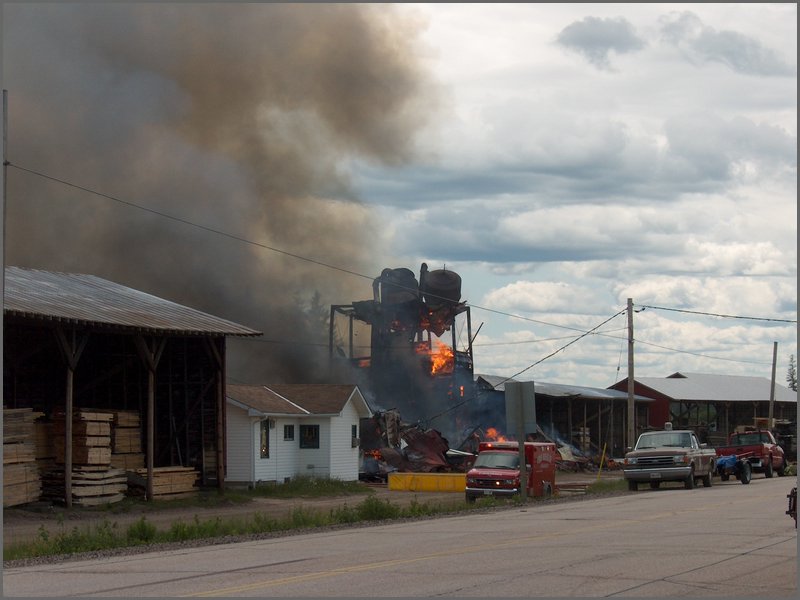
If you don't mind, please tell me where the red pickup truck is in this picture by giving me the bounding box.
[714,429,787,478]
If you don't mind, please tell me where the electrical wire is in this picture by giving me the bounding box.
[6,161,640,339]
[638,304,796,324]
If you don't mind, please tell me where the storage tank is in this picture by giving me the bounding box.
[422,268,461,309]
[378,268,419,306]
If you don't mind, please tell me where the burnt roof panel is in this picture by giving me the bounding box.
[4,266,261,337]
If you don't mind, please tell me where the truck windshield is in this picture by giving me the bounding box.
[636,432,692,449]
[730,433,767,445]
[473,452,519,469]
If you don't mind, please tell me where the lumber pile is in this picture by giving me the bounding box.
[53,409,113,466]
[3,408,42,507]
[45,409,127,505]
[104,410,145,470]
[127,466,199,500]
[42,466,128,506]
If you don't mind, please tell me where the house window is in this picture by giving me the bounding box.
[284,424,294,441]
[351,424,358,439]
[260,420,270,459]
[299,424,320,449]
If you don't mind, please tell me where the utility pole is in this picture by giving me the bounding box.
[768,341,777,428]
[2,90,7,420]
[626,298,635,448]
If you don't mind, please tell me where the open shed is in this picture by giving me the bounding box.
[3,266,261,504]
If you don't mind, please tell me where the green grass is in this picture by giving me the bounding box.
[586,478,628,494]
[4,494,475,561]
[3,475,628,561]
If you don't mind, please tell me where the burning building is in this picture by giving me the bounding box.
[330,263,476,443]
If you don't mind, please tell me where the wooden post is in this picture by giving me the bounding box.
[135,335,166,501]
[54,327,88,509]
[626,298,636,448]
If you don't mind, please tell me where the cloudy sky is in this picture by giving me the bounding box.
[2,3,797,390]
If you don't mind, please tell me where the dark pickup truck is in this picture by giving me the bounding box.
[623,427,717,490]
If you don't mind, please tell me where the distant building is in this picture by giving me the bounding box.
[609,371,797,443]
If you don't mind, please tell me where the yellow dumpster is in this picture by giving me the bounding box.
[387,472,466,492]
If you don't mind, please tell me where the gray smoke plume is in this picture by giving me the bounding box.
[3,4,436,383]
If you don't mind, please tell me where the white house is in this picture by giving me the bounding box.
[225,383,372,486]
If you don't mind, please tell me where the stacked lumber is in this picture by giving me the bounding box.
[44,409,128,506]
[42,466,128,506]
[127,466,199,500]
[53,410,113,466]
[35,419,56,474]
[103,410,145,470]
[3,408,42,507]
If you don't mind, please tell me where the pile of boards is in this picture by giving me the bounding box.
[5,406,200,507]
[42,409,128,506]
[3,408,42,507]
[127,466,200,500]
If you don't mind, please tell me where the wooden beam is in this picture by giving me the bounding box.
[53,326,88,509]
[134,335,166,502]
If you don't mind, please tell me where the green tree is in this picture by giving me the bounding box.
[787,354,797,391]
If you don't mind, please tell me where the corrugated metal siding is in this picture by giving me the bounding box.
[5,266,261,337]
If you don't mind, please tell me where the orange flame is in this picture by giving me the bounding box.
[414,339,454,375]
[485,427,507,442]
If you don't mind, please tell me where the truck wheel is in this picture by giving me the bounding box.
[739,462,751,484]
[720,473,730,482]
[649,481,661,489]
[465,495,476,504]
[764,458,774,478]
[684,468,696,489]
[628,480,638,491]
[777,460,786,477]
[702,471,712,487]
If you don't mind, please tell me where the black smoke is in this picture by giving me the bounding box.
[3,3,437,383]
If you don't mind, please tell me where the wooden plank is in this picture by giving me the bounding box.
[55,446,111,465]
[3,463,40,485]
[110,453,145,469]
[52,422,111,436]
[3,442,36,464]
[72,493,125,506]
[53,435,111,448]
[71,483,128,497]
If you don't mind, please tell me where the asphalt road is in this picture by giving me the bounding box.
[3,476,797,597]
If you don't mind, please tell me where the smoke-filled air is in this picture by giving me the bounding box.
[3,3,438,383]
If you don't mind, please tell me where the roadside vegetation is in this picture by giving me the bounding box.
[4,475,627,561]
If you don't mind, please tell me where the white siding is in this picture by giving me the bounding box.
[274,418,301,482]
[298,421,329,478]
[252,418,280,483]
[225,404,253,484]
[328,400,361,481]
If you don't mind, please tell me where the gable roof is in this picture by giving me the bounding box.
[5,266,261,337]
[227,384,372,417]
[628,372,797,403]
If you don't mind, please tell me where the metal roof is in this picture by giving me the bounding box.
[632,372,797,403]
[475,374,653,402]
[226,384,372,417]
[4,266,261,337]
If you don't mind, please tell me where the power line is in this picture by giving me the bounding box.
[638,304,796,324]
[6,161,634,339]
[633,338,774,365]
[7,162,375,284]
[9,162,794,371]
